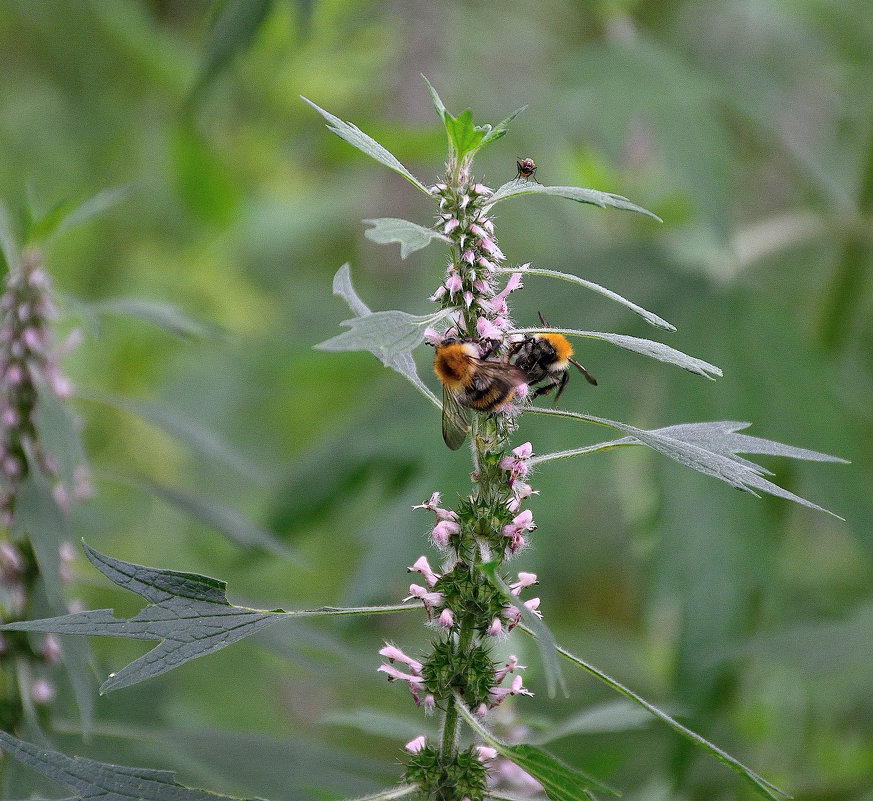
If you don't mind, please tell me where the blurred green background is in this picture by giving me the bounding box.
[1,0,872,799]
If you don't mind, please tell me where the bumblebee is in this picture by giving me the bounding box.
[510,312,597,403]
[515,157,539,182]
[433,337,528,450]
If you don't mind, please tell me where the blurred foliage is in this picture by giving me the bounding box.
[0,0,871,799]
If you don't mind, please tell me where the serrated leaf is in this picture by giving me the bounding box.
[89,297,223,339]
[531,416,845,518]
[317,265,442,408]
[513,326,721,377]
[536,637,791,801]
[0,730,250,801]
[487,181,662,221]
[302,97,429,194]
[499,265,675,330]
[1,543,410,692]
[76,387,266,481]
[480,562,564,698]
[363,218,451,258]
[456,701,617,801]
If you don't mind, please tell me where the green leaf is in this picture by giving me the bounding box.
[532,636,791,801]
[302,97,429,193]
[30,186,134,245]
[479,105,527,148]
[32,386,88,490]
[495,265,675,330]
[422,74,448,123]
[75,387,267,481]
[0,198,20,270]
[487,181,662,221]
[316,264,443,408]
[530,417,846,518]
[512,326,721,378]
[89,296,224,339]
[13,449,95,731]
[528,700,656,744]
[0,729,250,801]
[126,476,300,559]
[480,562,565,698]
[456,701,618,801]
[444,108,487,160]
[363,217,451,258]
[196,0,273,89]
[420,75,520,158]
[1,543,410,692]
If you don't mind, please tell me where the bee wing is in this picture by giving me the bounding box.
[442,386,471,450]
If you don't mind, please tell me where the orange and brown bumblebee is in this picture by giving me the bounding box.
[433,337,528,450]
[515,157,539,182]
[509,313,597,403]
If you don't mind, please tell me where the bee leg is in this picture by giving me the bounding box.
[552,371,569,405]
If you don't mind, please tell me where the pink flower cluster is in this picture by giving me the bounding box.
[0,249,90,525]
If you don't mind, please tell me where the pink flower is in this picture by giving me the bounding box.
[404,584,444,617]
[409,555,440,587]
[31,678,56,704]
[379,643,423,673]
[445,274,462,297]
[439,608,455,629]
[476,746,498,762]
[444,218,460,235]
[462,249,475,265]
[509,572,538,595]
[405,735,428,754]
[433,519,460,547]
[476,317,504,340]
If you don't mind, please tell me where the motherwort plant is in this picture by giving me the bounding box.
[0,84,843,801]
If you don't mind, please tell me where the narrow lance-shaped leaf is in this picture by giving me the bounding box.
[529,414,845,518]
[88,296,224,340]
[302,97,430,194]
[316,264,443,409]
[495,265,675,330]
[0,543,412,693]
[487,180,662,221]
[480,561,564,698]
[0,198,21,270]
[0,729,254,801]
[363,217,451,259]
[114,474,300,560]
[525,634,791,801]
[512,326,721,378]
[455,699,619,801]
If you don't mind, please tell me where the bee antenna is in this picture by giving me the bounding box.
[537,311,551,328]
[569,357,598,386]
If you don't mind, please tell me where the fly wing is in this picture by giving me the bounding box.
[442,386,471,450]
